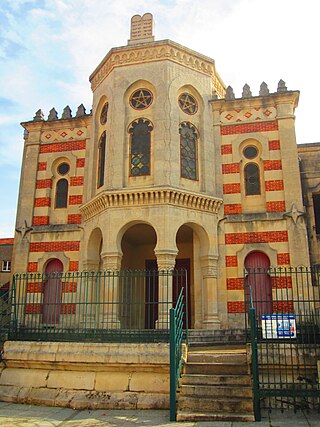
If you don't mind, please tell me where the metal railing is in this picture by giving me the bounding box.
[170,287,187,421]
[9,269,188,343]
[0,286,11,356]
[246,266,320,413]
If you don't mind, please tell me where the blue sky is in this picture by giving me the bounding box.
[0,0,319,237]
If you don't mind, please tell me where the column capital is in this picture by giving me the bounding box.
[154,249,178,270]
[200,255,219,277]
[101,252,122,270]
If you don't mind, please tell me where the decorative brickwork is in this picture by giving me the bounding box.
[221,144,232,155]
[62,282,77,293]
[223,183,241,194]
[67,214,82,224]
[221,121,278,136]
[32,216,49,226]
[264,160,282,171]
[268,139,281,150]
[225,231,288,244]
[222,163,240,174]
[272,301,294,312]
[27,262,38,272]
[25,303,42,314]
[266,201,286,212]
[69,195,83,205]
[26,282,43,293]
[277,253,291,265]
[226,278,244,290]
[70,176,84,186]
[29,241,80,253]
[226,256,238,267]
[76,158,85,168]
[0,238,14,245]
[69,261,79,271]
[224,204,242,214]
[34,197,51,207]
[265,180,284,191]
[61,303,76,314]
[39,140,86,154]
[37,162,47,171]
[227,301,245,313]
[36,179,52,189]
[272,276,292,289]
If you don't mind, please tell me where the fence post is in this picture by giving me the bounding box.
[250,304,261,421]
[169,307,176,421]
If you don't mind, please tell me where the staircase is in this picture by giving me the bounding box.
[176,344,255,422]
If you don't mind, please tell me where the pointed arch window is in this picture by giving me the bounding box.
[129,119,153,176]
[179,122,198,180]
[55,179,68,208]
[244,163,261,195]
[97,131,106,188]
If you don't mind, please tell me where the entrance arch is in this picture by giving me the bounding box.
[245,251,272,317]
[43,258,63,324]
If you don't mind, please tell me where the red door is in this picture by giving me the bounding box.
[43,259,63,324]
[245,251,272,317]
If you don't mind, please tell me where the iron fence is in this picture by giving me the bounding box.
[9,269,187,343]
[246,266,320,414]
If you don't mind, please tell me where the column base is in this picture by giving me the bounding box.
[202,315,221,330]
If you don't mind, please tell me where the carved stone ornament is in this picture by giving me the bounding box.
[242,84,252,98]
[284,203,305,224]
[76,104,86,117]
[16,220,33,239]
[48,108,58,121]
[62,106,72,119]
[33,109,44,122]
[225,86,235,100]
[259,82,269,96]
[277,79,287,92]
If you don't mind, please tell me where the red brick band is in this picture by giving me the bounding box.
[40,140,86,154]
[29,241,80,252]
[221,121,278,136]
[225,231,288,244]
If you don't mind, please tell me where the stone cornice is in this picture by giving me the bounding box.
[21,114,92,131]
[89,39,225,97]
[80,187,222,221]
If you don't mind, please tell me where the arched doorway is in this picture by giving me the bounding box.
[121,223,157,329]
[87,228,103,270]
[43,259,63,324]
[245,251,272,318]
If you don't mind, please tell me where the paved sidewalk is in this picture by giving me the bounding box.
[0,402,319,426]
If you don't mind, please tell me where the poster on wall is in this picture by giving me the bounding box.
[261,314,296,339]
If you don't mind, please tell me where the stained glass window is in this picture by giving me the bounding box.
[245,163,260,195]
[55,179,68,208]
[243,146,258,159]
[100,102,109,125]
[97,132,106,188]
[129,89,153,110]
[178,93,198,115]
[129,119,153,176]
[180,122,198,180]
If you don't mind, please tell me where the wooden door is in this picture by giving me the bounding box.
[245,251,272,317]
[43,259,63,324]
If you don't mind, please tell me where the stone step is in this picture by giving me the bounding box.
[176,411,255,422]
[180,373,252,386]
[187,329,246,345]
[179,384,253,398]
[187,351,247,364]
[184,362,249,375]
[177,395,253,413]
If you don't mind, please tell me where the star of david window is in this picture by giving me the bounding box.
[178,93,198,115]
[100,102,109,125]
[179,122,198,180]
[129,89,153,110]
[129,119,153,176]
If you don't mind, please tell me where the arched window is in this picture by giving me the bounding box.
[43,259,63,324]
[179,122,198,180]
[129,119,153,176]
[97,131,106,188]
[244,163,260,195]
[55,179,68,208]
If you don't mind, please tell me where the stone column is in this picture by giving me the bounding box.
[155,250,177,329]
[200,255,220,330]
[99,252,122,329]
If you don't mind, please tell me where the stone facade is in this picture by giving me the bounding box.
[11,13,317,331]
